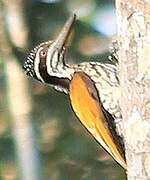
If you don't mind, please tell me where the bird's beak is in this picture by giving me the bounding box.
[52,14,76,52]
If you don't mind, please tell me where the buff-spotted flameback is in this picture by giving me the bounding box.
[23,14,126,169]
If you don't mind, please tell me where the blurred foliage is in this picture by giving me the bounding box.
[0,0,126,179]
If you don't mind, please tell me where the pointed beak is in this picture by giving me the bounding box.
[52,14,76,51]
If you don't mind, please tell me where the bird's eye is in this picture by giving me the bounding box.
[40,48,47,58]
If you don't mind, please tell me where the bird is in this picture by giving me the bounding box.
[23,14,126,169]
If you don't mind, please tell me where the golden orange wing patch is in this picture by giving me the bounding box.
[69,72,126,169]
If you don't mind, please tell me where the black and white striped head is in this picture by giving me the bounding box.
[23,41,52,80]
[23,14,76,87]
[23,40,54,82]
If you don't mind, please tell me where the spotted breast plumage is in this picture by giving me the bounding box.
[23,14,126,169]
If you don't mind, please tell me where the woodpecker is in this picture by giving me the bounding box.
[23,14,126,169]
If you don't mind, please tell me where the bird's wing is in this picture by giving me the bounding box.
[69,71,126,169]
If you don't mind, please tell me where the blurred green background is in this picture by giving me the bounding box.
[0,0,126,179]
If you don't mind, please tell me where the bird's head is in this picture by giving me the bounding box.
[23,14,76,86]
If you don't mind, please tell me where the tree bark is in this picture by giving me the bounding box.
[116,0,150,179]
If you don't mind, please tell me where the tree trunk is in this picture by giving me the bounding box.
[116,0,150,179]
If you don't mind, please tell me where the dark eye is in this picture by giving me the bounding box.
[40,48,47,58]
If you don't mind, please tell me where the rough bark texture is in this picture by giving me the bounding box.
[116,0,150,179]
